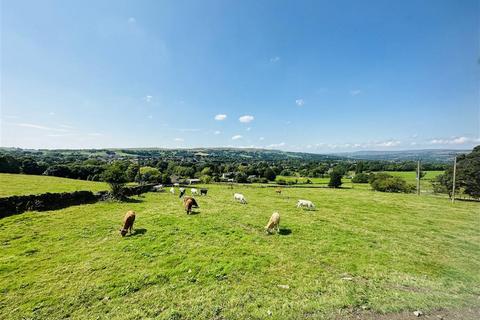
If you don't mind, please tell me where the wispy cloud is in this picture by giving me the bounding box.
[350,89,362,96]
[214,114,227,121]
[239,115,254,123]
[16,123,69,132]
[214,130,221,135]
[174,138,184,142]
[48,112,56,116]
[259,137,265,141]
[144,95,153,103]
[232,135,243,140]
[128,17,136,24]
[375,140,401,147]
[177,128,201,132]
[295,99,304,106]
[268,142,286,148]
[270,56,280,63]
[87,133,103,137]
[59,124,75,129]
[147,115,153,119]
[246,127,251,131]
[429,136,479,145]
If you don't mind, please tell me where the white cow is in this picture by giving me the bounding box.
[170,187,175,195]
[179,187,185,193]
[234,193,247,204]
[297,199,315,209]
[191,188,199,195]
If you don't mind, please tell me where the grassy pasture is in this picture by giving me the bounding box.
[1,181,479,319]
[0,173,108,197]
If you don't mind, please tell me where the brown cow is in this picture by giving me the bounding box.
[183,196,199,208]
[184,198,195,214]
[120,211,136,236]
[275,188,282,195]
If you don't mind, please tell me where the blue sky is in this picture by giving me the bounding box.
[1,0,478,152]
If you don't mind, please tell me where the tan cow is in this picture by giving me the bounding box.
[265,212,280,234]
[120,211,136,236]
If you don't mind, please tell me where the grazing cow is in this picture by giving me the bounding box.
[120,211,136,236]
[296,199,315,209]
[170,187,175,195]
[183,196,199,208]
[191,188,199,195]
[234,193,247,204]
[179,188,186,198]
[200,188,208,196]
[184,197,199,214]
[275,188,282,195]
[265,212,280,234]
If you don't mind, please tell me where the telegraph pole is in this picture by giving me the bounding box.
[451,156,457,203]
[416,160,421,195]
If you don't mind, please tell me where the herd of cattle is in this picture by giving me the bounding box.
[120,186,316,237]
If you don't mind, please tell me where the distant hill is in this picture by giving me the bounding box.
[1,147,472,163]
[331,149,471,162]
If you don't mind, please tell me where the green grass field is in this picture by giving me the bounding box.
[0,173,109,197]
[1,177,479,319]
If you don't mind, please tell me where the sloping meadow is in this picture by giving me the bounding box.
[0,185,479,319]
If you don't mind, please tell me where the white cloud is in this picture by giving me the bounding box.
[232,135,243,140]
[147,115,153,119]
[128,17,136,23]
[239,115,254,123]
[268,142,286,148]
[350,89,362,96]
[214,114,227,121]
[59,124,75,129]
[375,140,401,147]
[270,56,280,63]
[48,112,56,116]
[214,130,221,135]
[429,136,479,145]
[295,99,304,107]
[259,137,265,141]
[246,127,251,131]
[88,133,103,137]
[144,95,153,103]
[174,138,184,142]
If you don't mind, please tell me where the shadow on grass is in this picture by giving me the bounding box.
[279,228,292,236]
[123,198,144,203]
[130,228,147,236]
[187,210,200,215]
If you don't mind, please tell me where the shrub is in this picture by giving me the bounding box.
[370,173,414,193]
[352,172,369,183]
[276,179,287,185]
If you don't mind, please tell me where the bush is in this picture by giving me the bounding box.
[352,172,369,183]
[276,179,287,185]
[328,170,343,188]
[370,173,414,193]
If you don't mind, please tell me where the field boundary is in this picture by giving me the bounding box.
[0,183,157,218]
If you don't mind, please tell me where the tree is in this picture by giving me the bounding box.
[125,163,140,182]
[437,147,480,199]
[0,155,21,173]
[263,168,276,181]
[102,162,127,199]
[328,170,343,188]
[139,166,161,183]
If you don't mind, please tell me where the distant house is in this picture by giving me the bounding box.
[221,172,235,181]
[187,178,201,185]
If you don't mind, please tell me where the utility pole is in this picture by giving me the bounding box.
[451,156,457,203]
[416,160,421,195]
